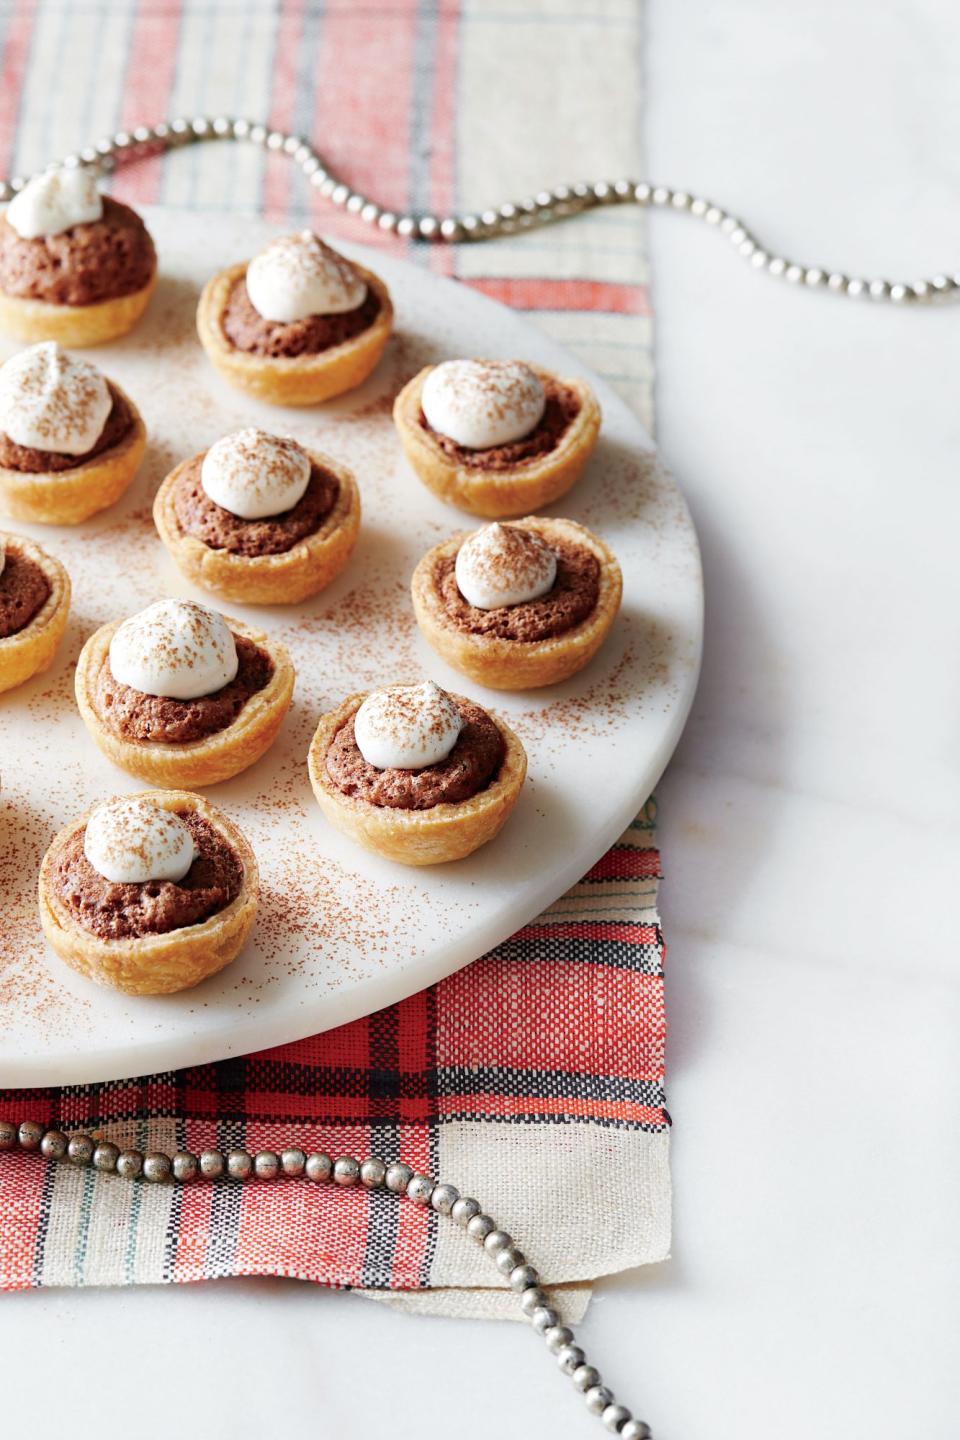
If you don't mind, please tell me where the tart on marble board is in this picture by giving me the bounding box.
[0,342,146,525]
[38,791,258,995]
[308,679,527,866]
[74,598,295,787]
[197,230,393,406]
[411,516,622,690]
[153,427,361,604]
[0,530,70,693]
[393,358,601,517]
[0,170,156,346]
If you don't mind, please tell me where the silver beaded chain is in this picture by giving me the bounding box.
[0,1117,650,1438]
[1,113,957,304]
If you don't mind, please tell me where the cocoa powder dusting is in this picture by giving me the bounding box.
[437,535,600,642]
[0,384,132,473]
[222,277,380,358]
[173,457,338,556]
[422,376,579,469]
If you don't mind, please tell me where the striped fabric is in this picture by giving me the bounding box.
[0,0,663,1316]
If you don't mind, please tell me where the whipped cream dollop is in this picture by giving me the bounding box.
[354,681,462,770]
[109,599,239,700]
[0,342,112,455]
[5,167,103,239]
[455,523,557,609]
[201,428,311,520]
[421,360,546,450]
[84,797,195,885]
[246,231,367,323]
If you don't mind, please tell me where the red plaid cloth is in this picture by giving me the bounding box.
[0,1,661,1310]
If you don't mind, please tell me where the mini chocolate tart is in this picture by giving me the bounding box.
[0,197,157,347]
[75,617,295,788]
[38,791,259,995]
[0,531,70,693]
[153,446,361,605]
[0,377,146,526]
[308,689,527,866]
[394,362,601,517]
[197,259,393,406]
[411,517,623,690]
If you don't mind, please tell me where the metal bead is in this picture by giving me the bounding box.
[40,1130,68,1160]
[572,1365,601,1393]
[571,183,590,201]
[93,1142,120,1173]
[330,183,351,206]
[705,205,724,225]
[603,1405,633,1433]
[385,1162,413,1193]
[889,283,910,304]
[199,1150,225,1179]
[116,1150,143,1180]
[377,211,398,232]
[494,1245,525,1275]
[483,1228,512,1255]
[18,1121,44,1151]
[651,186,672,206]
[738,238,755,257]
[531,1306,559,1334]
[317,175,337,197]
[232,118,251,138]
[254,1151,280,1180]
[592,182,612,202]
[248,123,267,145]
[767,256,787,277]
[301,155,320,176]
[620,1421,651,1439]
[333,1156,360,1186]
[671,190,691,210]
[689,196,709,217]
[226,1149,253,1180]
[112,130,132,149]
[613,178,634,199]
[868,279,891,300]
[346,192,367,215]
[0,1120,17,1151]
[439,217,463,242]
[396,216,417,237]
[143,1152,172,1183]
[170,118,190,138]
[585,1386,615,1416]
[510,1264,539,1293]
[281,1148,306,1177]
[418,215,440,239]
[172,1151,198,1182]
[360,202,382,225]
[544,1325,574,1354]
[498,201,518,220]
[467,1213,495,1243]
[430,1182,459,1214]
[750,250,768,269]
[406,1173,434,1206]
[845,278,867,298]
[520,1286,548,1316]
[305,1152,333,1183]
[784,263,805,284]
[359,1158,387,1188]
[152,124,169,142]
[804,267,825,287]
[460,214,480,235]
[282,133,301,154]
[911,279,931,300]
[931,273,956,292]
[191,118,211,137]
[451,1196,480,1226]
[213,116,232,136]
[557,1344,586,1376]
[67,1134,95,1166]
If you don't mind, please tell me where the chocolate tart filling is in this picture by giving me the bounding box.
[172,456,339,557]
[0,548,51,638]
[91,633,274,744]
[54,810,242,941]
[221,277,381,358]
[0,197,156,306]
[0,383,132,474]
[326,698,505,810]
[435,534,600,643]
[420,376,581,471]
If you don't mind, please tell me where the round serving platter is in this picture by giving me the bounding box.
[0,208,702,1086]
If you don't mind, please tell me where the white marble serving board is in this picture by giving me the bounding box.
[0,208,701,1086]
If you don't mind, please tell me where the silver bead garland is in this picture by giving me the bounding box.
[0,113,955,305]
[0,1116,650,1436]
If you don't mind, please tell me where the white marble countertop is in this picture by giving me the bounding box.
[3,3,957,1436]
